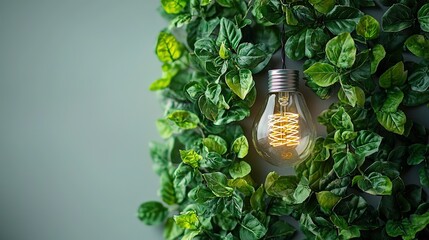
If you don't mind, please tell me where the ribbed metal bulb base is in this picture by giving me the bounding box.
[268,69,299,93]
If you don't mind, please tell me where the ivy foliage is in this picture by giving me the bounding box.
[139,0,429,239]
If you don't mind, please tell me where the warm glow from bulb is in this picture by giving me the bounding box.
[268,112,300,147]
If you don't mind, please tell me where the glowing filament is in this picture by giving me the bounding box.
[268,112,300,147]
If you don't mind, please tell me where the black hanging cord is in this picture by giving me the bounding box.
[281,23,286,69]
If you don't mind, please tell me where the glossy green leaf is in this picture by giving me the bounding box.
[326,32,357,69]
[408,65,429,92]
[217,18,242,50]
[405,34,429,60]
[161,0,187,14]
[351,130,383,157]
[229,161,251,179]
[309,0,335,14]
[333,151,358,177]
[236,43,268,69]
[419,166,429,187]
[156,119,174,139]
[381,88,404,112]
[160,172,177,205]
[239,213,268,240]
[285,29,306,60]
[167,110,200,129]
[194,38,218,62]
[325,6,364,35]
[231,135,249,158]
[338,84,365,107]
[353,172,392,195]
[379,61,407,88]
[225,69,254,100]
[376,110,406,135]
[250,185,264,211]
[330,107,354,131]
[382,3,413,32]
[174,210,200,230]
[265,220,296,239]
[156,31,184,63]
[138,201,169,225]
[164,218,184,240]
[305,28,330,58]
[203,172,234,197]
[370,44,386,74]
[357,15,380,40]
[203,135,228,155]
[180,149,202,168]
[304,62,341,87]
[316,191,341,212]
[418,3,429,32]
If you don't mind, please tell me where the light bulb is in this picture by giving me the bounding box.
[252,69,316,166]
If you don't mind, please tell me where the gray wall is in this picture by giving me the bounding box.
[0,0,164,239]
[1,1,428,240]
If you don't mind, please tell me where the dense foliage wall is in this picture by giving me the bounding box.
[139,1,429,239]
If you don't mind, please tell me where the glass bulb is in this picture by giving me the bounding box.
[252,69,316,166]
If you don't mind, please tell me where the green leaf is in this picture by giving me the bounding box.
[161,0,187,14]
[217,18,242,50]
[264,172,299,200]
[239,213,268,240]
[325,6,364,35]
[386,212,429,239]
[376,110,406,135]
[285,29,306,60]
[164,218,184,240]
[180,149,202,168]
[231,135,249,158]
[309,0,335,14]
[305,28,330,58]
[160,172,177,205]
[171,13,192,28]
[225,69,254,100]
[381,88,404,112]
[370,44,386,74]
[203,172,234,197]
[265,220,296,239]
[236,43,268,69]
[408,65,429,92]
[167,110,200,129]
[219,42,230,60]
[138,201,169,225]
[194,38,218,62]
[405,34,429,60]
[174,210,200,230]
[382,3,413,32]
[330,107,354,131]
[149,77,172,91]
[419,166,429,187]
[353,172,392,195]
[316,191,341,212]
[156,119,174,139]
[338,84,365,107]
[356,15,380,40]
[203,135,228,155]
[156,31,184,63]
[229,161,251,179]
[173,163,195,202]
[418,3,429,32]
[326,32,357,69]
[304,62,341,87]
[228,178,254,196]
[351,130,383,157]
[333,151,358,177]
[379,61,407,88]
[250,185,264,211]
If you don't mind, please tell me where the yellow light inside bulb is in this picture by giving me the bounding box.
[268,112,300,147]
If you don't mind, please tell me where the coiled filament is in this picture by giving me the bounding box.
[268,112,300,147]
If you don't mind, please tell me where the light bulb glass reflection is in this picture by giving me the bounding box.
[252,69,316,166]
